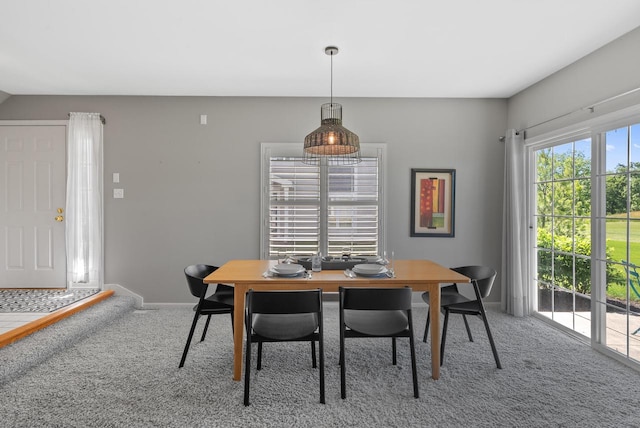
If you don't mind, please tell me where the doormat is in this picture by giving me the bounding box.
[0,288,100,313]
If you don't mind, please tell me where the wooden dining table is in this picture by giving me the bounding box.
[203,259,470,381]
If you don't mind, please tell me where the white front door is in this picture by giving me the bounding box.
[0,124,67,288]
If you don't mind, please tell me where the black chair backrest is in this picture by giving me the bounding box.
[184,264,218,299]
[340,287,412,311]
[451,266,497,299]
[247,289,322,315]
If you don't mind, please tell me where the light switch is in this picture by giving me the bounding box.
[113,188,124,199]
[113,172,120,183]
[200,114,207,125]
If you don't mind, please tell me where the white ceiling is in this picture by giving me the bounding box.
[2,0,640,98]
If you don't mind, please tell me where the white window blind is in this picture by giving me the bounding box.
[261,143,385,259]
[269,159,321,256]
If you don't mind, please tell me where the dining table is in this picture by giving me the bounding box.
[203,259,470,381]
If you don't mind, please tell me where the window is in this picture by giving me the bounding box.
[261,143,385,259]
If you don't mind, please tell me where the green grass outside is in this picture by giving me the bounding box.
[606,214,640,301]
[606,213,640,242]
[607,239,640,264]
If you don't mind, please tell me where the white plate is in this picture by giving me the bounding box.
[352,264,387,275]
[352,268,389,277]
[272,263,305,275]
[269,269,304,277]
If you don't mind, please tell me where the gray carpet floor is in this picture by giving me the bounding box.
[1,298,639,427]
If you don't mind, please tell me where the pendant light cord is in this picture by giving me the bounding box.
[330,50,334,107]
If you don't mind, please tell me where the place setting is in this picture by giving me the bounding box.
[262,263,310,278]
[344,251,395,278]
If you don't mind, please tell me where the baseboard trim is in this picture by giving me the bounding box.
[108,287,503,311]
[142,302,193,309]
[105,284,143,309]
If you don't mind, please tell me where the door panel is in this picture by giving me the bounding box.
[0,125,66,288]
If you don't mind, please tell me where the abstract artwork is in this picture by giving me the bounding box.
[410,169,455,237]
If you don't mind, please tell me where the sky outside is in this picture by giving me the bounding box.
[605,123,640,172]
[550,123,640,173]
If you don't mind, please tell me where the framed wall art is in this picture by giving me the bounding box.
[410,168,456,237]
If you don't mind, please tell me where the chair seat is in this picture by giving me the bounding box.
[194,296,233,314]
[444,300,481,314]
[421,285,469,307]
[344,309,408,336]
[253,313,318,340]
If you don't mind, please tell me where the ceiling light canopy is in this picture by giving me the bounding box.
[303,46,361,165]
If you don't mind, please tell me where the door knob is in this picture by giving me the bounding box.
[55,215,64,222]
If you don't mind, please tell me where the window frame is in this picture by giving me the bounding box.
[260,142,387,260]
[529,137,593,336]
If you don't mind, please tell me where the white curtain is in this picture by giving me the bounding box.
[501,129,530,316]
[66,113,103,288]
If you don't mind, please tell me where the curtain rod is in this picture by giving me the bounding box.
[499,86,640,142]
[67,113,106,125]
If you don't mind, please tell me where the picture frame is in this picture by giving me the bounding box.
[410,168,456,237]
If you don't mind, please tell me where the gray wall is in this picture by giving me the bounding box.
[508,26,640,136]
[0,96,507,303]
[2,25,639,305]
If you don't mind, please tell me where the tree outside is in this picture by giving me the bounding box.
[535,143,640,303]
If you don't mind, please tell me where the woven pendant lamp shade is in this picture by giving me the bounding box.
[303,103,361,165]
[302,46,361,165]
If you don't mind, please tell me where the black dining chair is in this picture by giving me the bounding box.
[422,280,474,344]
[339,286,419,399]
[244,289,325,406]
[179,264,234,368]
[422,265,502,369]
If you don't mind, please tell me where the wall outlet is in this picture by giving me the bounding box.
[113,188,124,199]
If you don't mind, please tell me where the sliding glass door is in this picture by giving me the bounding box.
[598,123,640,361]
[534,138,592,336]
[532,120,640,365]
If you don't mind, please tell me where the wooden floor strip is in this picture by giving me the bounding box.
[0,289,114,349]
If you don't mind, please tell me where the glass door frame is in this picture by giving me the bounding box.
[526,130,593,337]
[524,104,640,372]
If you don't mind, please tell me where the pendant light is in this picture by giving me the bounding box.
[303,46,361,165]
